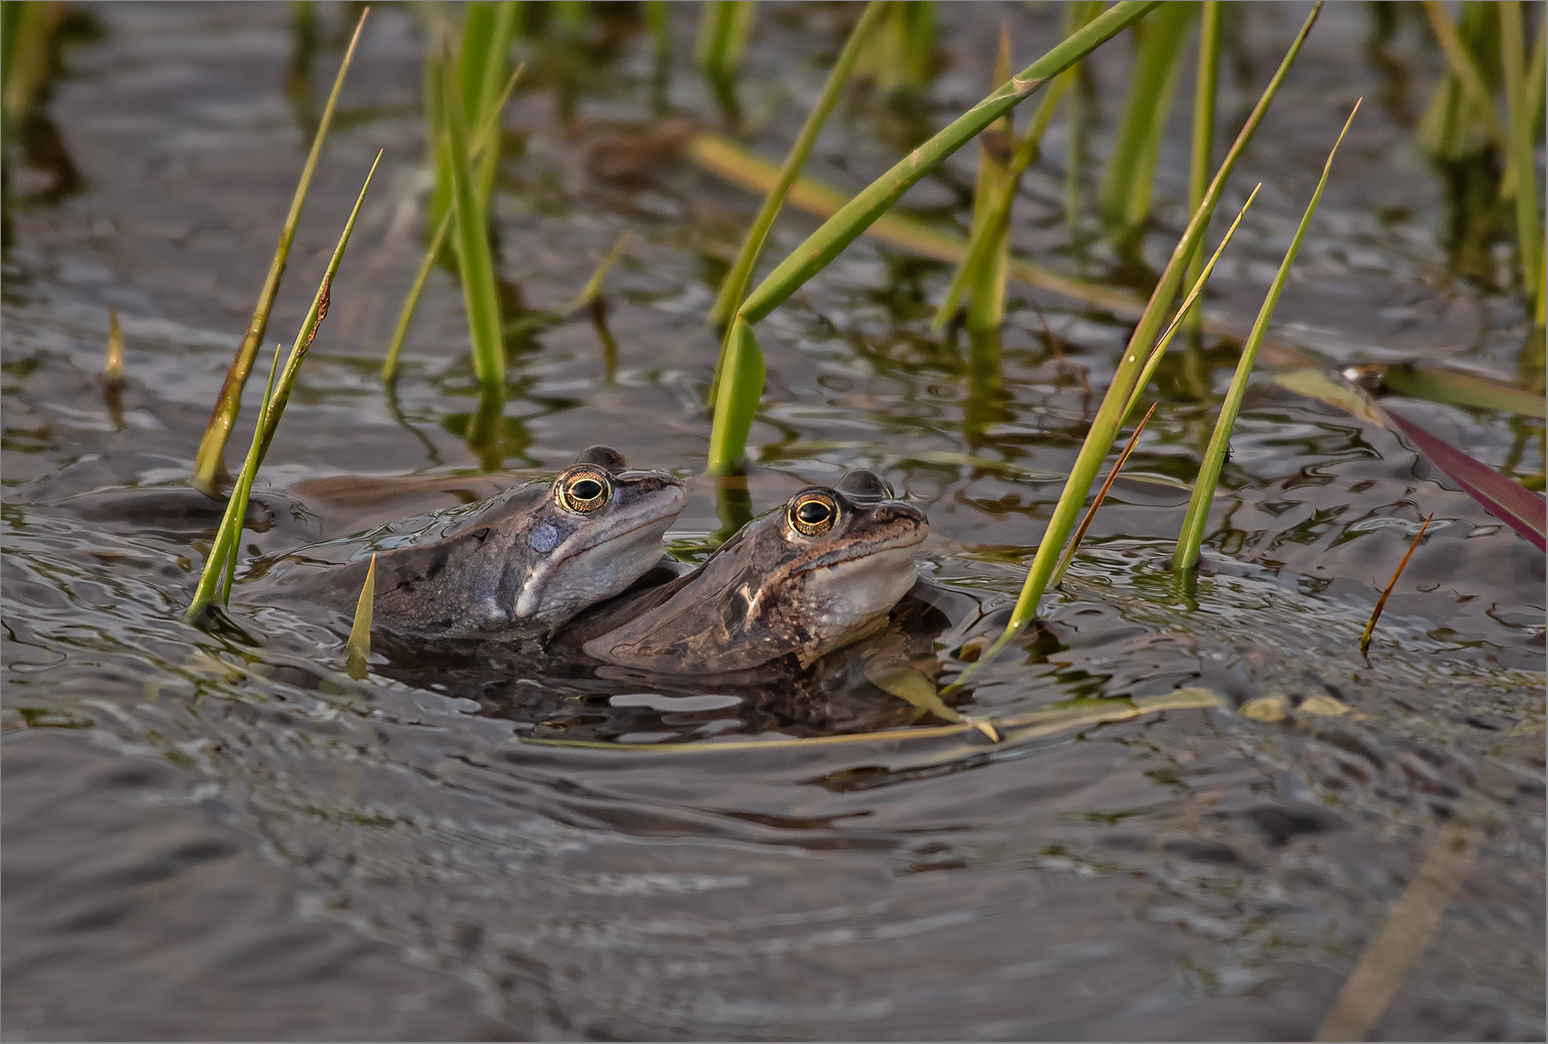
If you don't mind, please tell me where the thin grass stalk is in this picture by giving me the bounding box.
[1419,0,1508,154]
[1499,2,1541,297]
[345,553,376,679]
[1121,184,1260,420]
[694,0,753,79]
[1,0,51,134]
[931,21,1017,331]
[470,1,519,210]
[708,0,1159,474]
[1098,1,1195,237]
[1182,0,1221,334]
[644,0,671,64]
[1062,1,1103,238]
[504,229,632,335]
[1174,102,1358,573]
[930,68,1075,332]
[942,4,1322,689]
[1051,402,1157,588]
[965,23,1015,331]
[441,41,504,388]
[1500,12,1545,199]
[1360,515,1432,653]
[739,0,1158,327]
[382,64,522,382]
[190,8,368,493]
[187,152,382,621]
[707,0,885,328]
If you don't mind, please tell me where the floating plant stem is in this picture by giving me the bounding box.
[1361,515,1432,654]
[707,0,884,329]
[505,230,632,335]
[707,0,1160,473]
[383,62,522,382]
[104,307,123,383]
[190,7,367,494]
[1098,1,1195,240]
[1051,402,1158,589]
[1174,103,1359,573]
[345,554,376,679]
[441,38,505,388]
[1499,1,1541,300]
[941,4,1322,692]
[187,152,382,622]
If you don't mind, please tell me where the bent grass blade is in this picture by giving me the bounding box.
[1174,101,1359,572]
[1361,515,1432,654]
[191,7,368,493]
[187,152,383,622]
[943,3,1323,695]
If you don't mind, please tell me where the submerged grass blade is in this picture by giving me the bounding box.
[1174,102,1359,573]
[737,1,1159,327]
[942,4,1322,692]
[689,132,1148,319]
[1365,362,1547,418]
[504,230,632,335]
[187,152,382,622]
[104,307,123,383]
[1051,402,1158,588]
[191,7,367,493]
[707,1,883,328]
[441,40,504,388]
[1361,515,1432,654]
[345,553,376,679]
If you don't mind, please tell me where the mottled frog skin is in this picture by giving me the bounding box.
[562,470,927,673]
[267,446,686,639]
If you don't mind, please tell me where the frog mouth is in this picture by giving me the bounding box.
[790,526,927,579]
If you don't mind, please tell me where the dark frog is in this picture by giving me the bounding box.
[265,446,686,639]
[562,470,928,674]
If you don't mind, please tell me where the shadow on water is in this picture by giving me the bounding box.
[1,2,1543,1040]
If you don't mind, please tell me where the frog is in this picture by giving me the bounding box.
[263,446,687,640]
[559,469,928,674]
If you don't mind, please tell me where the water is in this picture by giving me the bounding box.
[3,2,1543,1039]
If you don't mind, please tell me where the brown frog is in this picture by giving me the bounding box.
[561,470,928,674]
[265,446,686,640]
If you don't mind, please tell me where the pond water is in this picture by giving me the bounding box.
[3,2,1544,1039]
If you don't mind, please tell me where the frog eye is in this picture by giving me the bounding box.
[557,468,610,513]
[787,492,838,537]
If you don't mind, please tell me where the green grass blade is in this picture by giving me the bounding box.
[737,0,1161,327]
[707,0,884,328]
[1499,1,1541,298]
[1174,102,1359,573]
[940,3,1322,691]
[345,553,376,679]
[441,40,505,388]
[1099,1,1195,238]
[1050,401,1158,589]
[694,0,753,79]
[1120,183,1260,419]
[706,317,764,474]
[383,63,522,382]
[469,1,519,210]
[187,152,382,622]
[689,132,1149,319]
[105,307,123,383]
[1183,0,1222,333]
[1372,362,1547,418]
[191,7,368,493]
[1420,0,1508,154]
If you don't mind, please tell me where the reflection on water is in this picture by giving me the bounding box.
[2,2,1543,1039]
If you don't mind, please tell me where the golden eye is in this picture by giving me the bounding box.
[787,493,837,537]
[557,469,610,513]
